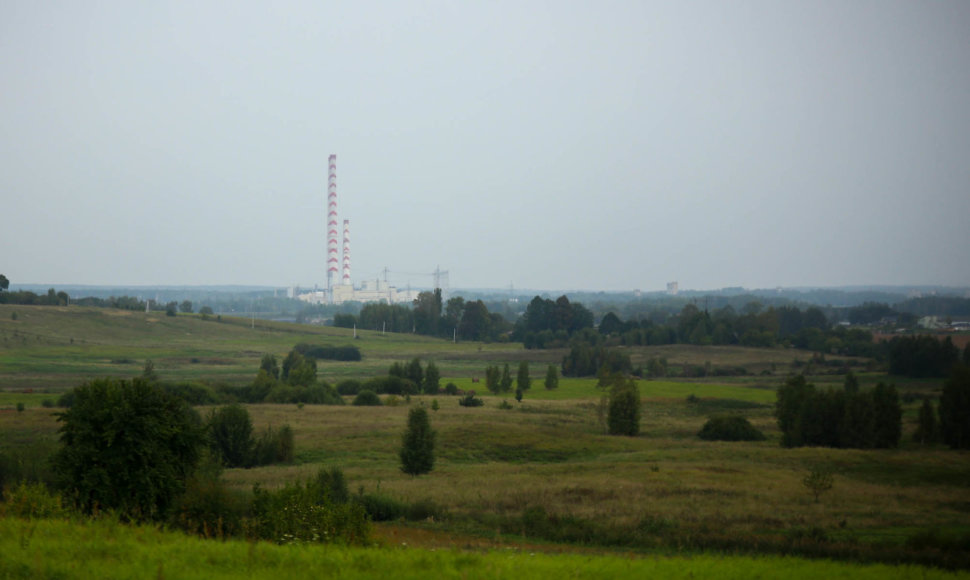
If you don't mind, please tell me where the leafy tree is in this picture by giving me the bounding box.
[940,364,970,449]
[544,364,559,390]
[52,377,202,521]
[516,361,531,392]
[913,397,940,445]
[485,365,500,394]
[179,300,193,314]
[207,404,254,468]
[142,359,159,383]
[803,465,834,503]
[281,350,317,387]
[260,354,280,380]
[607,374,641,436]
[0,274,8,292]
[406,357,424,386]
[352,390,382,406]
[775,375,815,448]
[500,364,513,393]
[458,300,491,341]
[165,301,178,317]
[424,360,440,394]
[400,407,435,475]
[199,306,214,316]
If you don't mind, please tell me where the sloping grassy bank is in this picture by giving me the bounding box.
[2,517,965,580]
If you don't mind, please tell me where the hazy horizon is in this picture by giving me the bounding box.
[3,2,969,291]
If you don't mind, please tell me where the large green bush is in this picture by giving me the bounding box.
[698,415,766,441]
[52,377,203,521]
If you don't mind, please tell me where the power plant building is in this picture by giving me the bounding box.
[297,154,418,305]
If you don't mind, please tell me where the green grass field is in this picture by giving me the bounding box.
[2,517,965,580]
[1,304,968,574]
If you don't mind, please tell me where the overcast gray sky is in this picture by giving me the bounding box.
[2,1,968,292]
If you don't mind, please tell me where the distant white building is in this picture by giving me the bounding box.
[297,279,419,305]
[666,281,679,296]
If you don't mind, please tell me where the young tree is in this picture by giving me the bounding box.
[52,378,202,521]
[406,357,424,386]
[500,364,513,393]
[424,360,440,394]
[400,407,435,476]
[485,365,501,394]
[607,374,641,436]
[179,300,194,314]
[207,404,254,468]
[0,274,8,293]
[544,364,559,390]
[940,364,970,449]
[516,361,531,392]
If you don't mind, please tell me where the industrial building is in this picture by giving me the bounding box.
[296,154,420,305]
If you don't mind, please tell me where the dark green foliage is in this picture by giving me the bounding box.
[165,301,178,316]
[500,364,513,393]
[259,354,280,379]
[544,364,559,389]
[423,360,440,394]
[362,375,417,395]
[444,382,459,395]
[913,397,940,445]
[281,350,317,387]
[698,416,766,441]
[940,364,970,449]
[52,377,203,521]
[336,379,362,396]
[562,342,632,377]
[207,404,254,468]
[293,342,362,361]
[871,382,902,448]
[484,365,501,394]
[888,335,960,378]
[516,361,531,392]
[400,407,435,475]
[250,471,369,545]
[607,375,641,436]
[775,375,901,449]
[352,390,382,406]
[252,425,295,465]
[163,381,219,405]
[333,313,357,328]
[313,466,350,504]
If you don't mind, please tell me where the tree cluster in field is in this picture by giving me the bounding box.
[562,342,632,377]
[0,285,69,306]
[887,335,967,378]
[605,374,641,436]
[775,374,902,449]
[292,342,362,361]
[206,404,293,468]
[335,289,513,342]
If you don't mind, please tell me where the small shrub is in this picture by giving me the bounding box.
[41,399,55,408]
[697,415,766,442]
[384,395,401,407]
[357,493,406,521]
[498,399,513,410]
[16,402,24,413]
[458,393,483,407]
[352,390,382,406]
[444,383,459,395]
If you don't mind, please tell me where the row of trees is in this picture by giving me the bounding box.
[887,335,967,378]
[336,290,513,342]
[776,374,902,449]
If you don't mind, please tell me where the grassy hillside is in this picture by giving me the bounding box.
[2,304,967,571]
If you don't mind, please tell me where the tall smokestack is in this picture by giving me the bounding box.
[342,219,351,286]
[327,154,338,299]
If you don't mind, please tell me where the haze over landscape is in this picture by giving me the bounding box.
[2,1,969,291]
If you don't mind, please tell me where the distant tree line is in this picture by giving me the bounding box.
[0,286,70,306]
[335,290,513,342]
